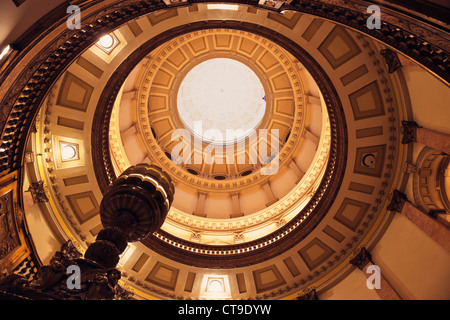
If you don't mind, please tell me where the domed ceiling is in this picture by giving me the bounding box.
[108,28,331,250]
[20,2,413,299]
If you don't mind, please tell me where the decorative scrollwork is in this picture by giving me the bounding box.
[386,189,408,213]
[401,121,421,144]
[0,163,174,300]
[349,247,372,270]
[380,49,402,73]
[26,181,49,203]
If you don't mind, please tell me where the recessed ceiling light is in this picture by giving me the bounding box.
[206,4,239,10]
[96,33,119,53]
[0,45,11,60]
[60,142,79,162]
[98,35,114,49]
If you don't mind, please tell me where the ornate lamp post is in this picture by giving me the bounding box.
[0,163,175,300]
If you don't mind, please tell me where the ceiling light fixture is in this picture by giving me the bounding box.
[0,45,11,60]
[206,4,239,10]
[96,33,119,53]
[60,142,79,162]
[98,35,114,49]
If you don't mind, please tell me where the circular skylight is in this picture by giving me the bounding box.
[177,58,266,145]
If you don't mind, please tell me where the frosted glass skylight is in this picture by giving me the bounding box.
[177,58,266,144]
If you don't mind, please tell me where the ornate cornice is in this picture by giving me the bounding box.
[0,0,448,185]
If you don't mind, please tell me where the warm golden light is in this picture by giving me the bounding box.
[177,58,266,144]
[60,142,79,162]
[206,4,239,10]
[0,45,11,60]
[98,35,114,49]
[96,33,119,53]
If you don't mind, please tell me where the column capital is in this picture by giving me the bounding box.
[380,49,402,73]
[27,181,49,203]
[350,247,372,270]
[387,189,408,213]
[295,288,318,300]
[401,121,421,144]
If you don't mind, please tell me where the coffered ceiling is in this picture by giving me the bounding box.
[1,0,448,301]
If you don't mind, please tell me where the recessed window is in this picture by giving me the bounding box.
[206,278,225,292]
[96,33,119,54]
[60,142,79,162]
[53,136,84,169]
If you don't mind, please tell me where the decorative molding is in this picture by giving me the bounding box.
[0,192,20,260]
[349,247,372,270]
[233,232,244,243]
[405,162,419,175]
[401,121,421,144]
[252,264,286,293]
[0,0,448,181]
[380,49,402,73]
[387,189,408,213]
[13,204,25,227]
[318,25,362,70]
[298,238,335,271]
[295,288,318,300]
[190,230,202,242]
[26,181,49,203]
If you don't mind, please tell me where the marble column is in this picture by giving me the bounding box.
[350,247,401,300]
[401,121,450,155]
[416,127,450,155]
[387,190,450,253]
